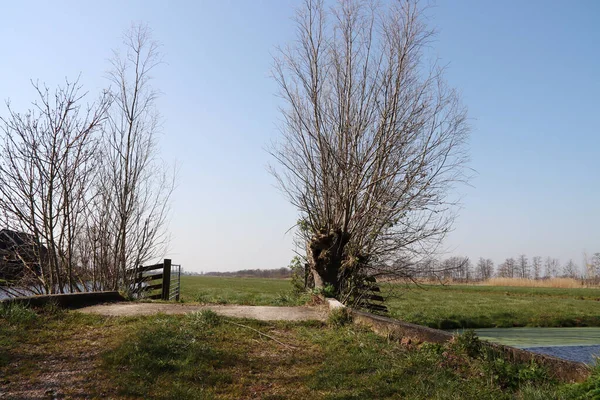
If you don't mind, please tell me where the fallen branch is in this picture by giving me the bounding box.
[225,320,297,349]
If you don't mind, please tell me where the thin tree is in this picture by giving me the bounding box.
[562,259,579,279]
[484,259,495,280]
[531,256,542,280]
[544,257,560,279]
[270,0,469,300]
[101,24,174,290]
[591,253,600,281]
[517,254,529,279]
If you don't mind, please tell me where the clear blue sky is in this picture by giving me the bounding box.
[0,1,598,273]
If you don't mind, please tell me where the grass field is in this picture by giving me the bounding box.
[179,276,308,305]
[2,304,598,399]
[386,284,600,329]
[179,276,600,329]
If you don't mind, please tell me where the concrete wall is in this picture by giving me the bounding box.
[326,298,591,383]
[0,291,125,309]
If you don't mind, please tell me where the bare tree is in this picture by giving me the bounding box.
[583,252,593,280]
[414,258,437,280]
[562,259,579,279]
[452,257,471,281]
[0,80,109,295]
[590,253,600,280]
[270,0,469,300]
[437,256,470,281]
[531,256,542,280]
[544,257,560,279]
[496,257,516,278]
[100,23,174,290]
[476,257,493,281]
[517,254,529,279]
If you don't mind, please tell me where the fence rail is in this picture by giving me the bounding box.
[130,259,181,301]
[169,264,182,301]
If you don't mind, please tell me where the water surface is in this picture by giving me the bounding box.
[471,327,600,364]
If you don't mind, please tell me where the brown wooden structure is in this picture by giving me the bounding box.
[131,259,181,300]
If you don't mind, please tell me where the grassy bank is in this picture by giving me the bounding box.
[2,304,597,399]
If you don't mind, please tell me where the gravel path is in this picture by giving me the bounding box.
[77,302,328,321]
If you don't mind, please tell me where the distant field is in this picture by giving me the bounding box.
[179,276,306,305]
[179,276,600,329]
[386,284,600,329]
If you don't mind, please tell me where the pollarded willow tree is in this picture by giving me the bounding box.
[270,0,470,302]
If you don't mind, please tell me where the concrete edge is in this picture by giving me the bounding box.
[324,298,591,383]
[326,298,345,310]
[0,291,126,309]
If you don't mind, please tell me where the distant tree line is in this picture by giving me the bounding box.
[192,252,600,283]
[413,252,600,282]
[180,253,600,283]
[200,268,292,279]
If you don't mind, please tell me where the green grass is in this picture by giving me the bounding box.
[179,276,600,329]
[179,276,308,305]
[3,305,594,399]
[386,284,600,329]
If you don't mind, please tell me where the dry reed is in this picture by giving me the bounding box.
[481,277,590,288]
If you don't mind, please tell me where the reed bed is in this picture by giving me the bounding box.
[481,277,592,289]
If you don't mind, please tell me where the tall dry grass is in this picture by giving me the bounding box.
[482,277,591,288]
[391,277,600,288]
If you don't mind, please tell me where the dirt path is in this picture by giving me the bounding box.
[77,302,328,321]
[0,320,119,400]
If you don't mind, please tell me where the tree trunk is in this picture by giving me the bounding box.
[306,229,350,295]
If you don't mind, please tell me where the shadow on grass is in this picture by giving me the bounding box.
[103,311,239,399]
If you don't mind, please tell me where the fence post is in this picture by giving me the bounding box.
[176,265,181,301]
[162,259,172,300]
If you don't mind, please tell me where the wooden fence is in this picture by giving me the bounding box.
[130,259,181,300]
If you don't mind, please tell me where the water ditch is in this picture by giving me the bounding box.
[470,327,600,364]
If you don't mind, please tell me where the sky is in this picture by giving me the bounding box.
[0,1,598,273]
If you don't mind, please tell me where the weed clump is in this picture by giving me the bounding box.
[188,309,222,328]
[450,329,482,358]
[562,364,600,399]
[41,299,66,317]
[437,330,552,390]
[0,302,38,326]
[328,307,353,327]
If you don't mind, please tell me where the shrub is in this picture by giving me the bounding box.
[450,329,482,358]
[289,256,308,293]
[480,348,550,390]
